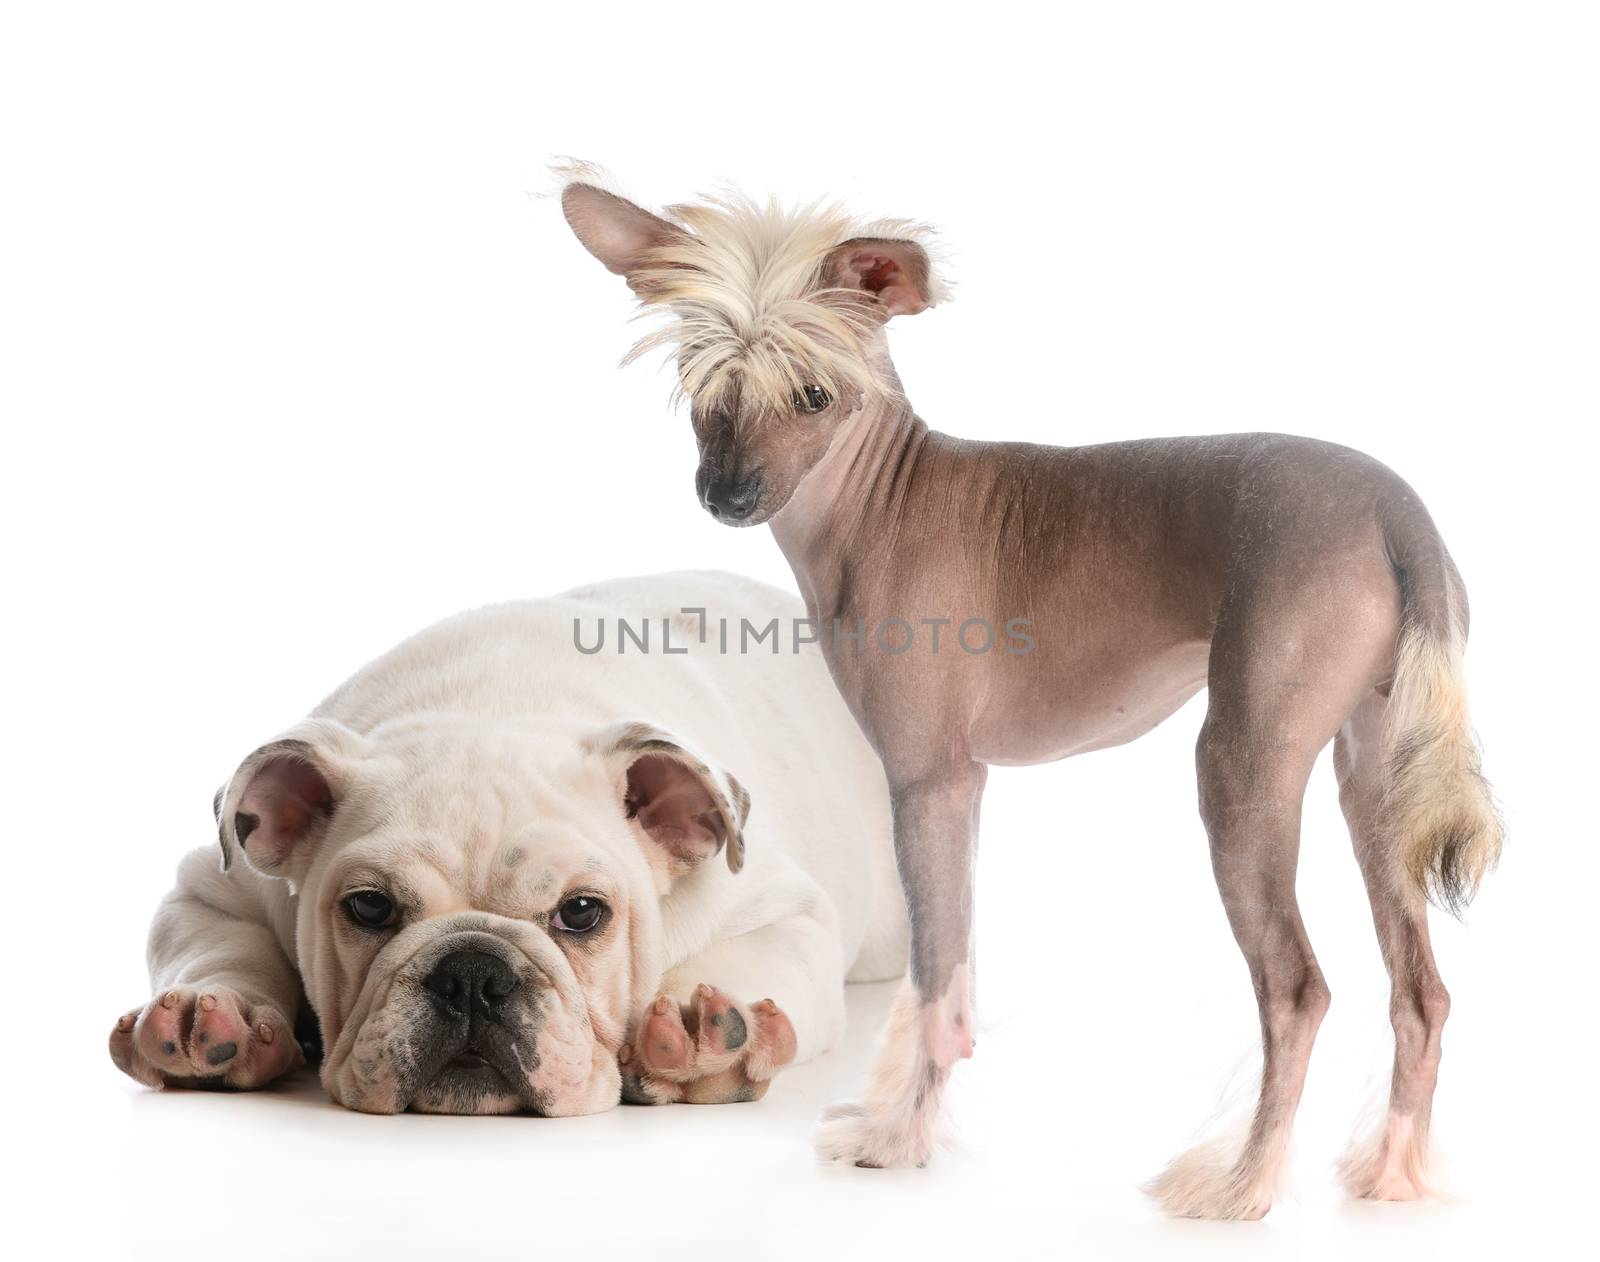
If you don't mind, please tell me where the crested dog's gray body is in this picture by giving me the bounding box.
[562,167,1503,1218]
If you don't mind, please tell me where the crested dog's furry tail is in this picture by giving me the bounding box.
[1381,504,1503,916]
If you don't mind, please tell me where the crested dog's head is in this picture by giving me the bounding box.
[558,162,945,526]
[213,715,748,1115]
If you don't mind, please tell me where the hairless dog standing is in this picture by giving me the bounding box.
[558,165,1502,1219]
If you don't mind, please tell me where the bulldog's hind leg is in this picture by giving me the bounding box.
[1149,548,1397,1219]
[816,760,984,1168]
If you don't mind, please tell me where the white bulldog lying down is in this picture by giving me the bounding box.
[110,571,905,1114]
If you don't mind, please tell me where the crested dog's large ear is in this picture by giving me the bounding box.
[560,178,688,297]
[587,721,751,876]
[821,237,937,319]
[213,718,371,882]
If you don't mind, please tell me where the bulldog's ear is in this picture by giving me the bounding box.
[214,718,370,882]
[588,721,750,875]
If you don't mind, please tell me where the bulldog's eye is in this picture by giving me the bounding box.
[553,895,606,934]
[792,385,832,413]
[343,890,397,930]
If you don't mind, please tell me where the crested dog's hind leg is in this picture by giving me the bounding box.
[1147,710,1333,1219]
[815,760,985,1169]
[1148,542,1398,1219]
[1334,693,1451,1200]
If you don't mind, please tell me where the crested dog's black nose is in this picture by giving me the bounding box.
[425,951,519,1022]
[702,472,763,521]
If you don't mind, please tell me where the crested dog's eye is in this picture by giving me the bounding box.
[343,890,397,929]
[792,385,832,413]
[553,895,606,934]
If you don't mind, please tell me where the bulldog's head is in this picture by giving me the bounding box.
[213,715,748,1116]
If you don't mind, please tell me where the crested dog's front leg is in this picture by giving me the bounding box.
[817,761,984,1168]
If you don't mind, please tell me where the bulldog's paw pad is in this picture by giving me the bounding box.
[637,994,694,1071]
[620,986,797,1105]
[109,986,301,1090]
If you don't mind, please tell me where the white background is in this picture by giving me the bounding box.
[3,3,1596,1259]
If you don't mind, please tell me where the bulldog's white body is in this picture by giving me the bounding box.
[309,569,907,999]
[116,572,903,1111]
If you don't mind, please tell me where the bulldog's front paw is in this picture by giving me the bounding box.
[110,986,301,1090]
[620,984,797,1105]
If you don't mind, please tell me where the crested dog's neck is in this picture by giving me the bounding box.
[769,376,931,622]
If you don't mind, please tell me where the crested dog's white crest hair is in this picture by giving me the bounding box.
[553,160,948,411]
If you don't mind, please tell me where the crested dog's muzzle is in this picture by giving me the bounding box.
[698,467,764,523]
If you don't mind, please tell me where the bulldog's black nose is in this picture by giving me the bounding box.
[425,951,519,1021]
[702,472,763,521]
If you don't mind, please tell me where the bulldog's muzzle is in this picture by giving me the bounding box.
[416,948,533,1104]
[326,923,558,1116]
[425,949,520,1022]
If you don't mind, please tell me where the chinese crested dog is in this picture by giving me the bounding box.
[559,163,1502,1219]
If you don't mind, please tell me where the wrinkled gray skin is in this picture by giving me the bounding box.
[771,403,1435,1142]
[561,181,1484,1212]
[750,405,1457,1206]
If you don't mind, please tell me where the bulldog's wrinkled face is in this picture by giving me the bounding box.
[213,716,747,1116]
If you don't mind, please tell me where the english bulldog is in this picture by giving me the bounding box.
[109,571,905,1114]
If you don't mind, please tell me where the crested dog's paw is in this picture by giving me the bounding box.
[814,981,948,1168]
[813,1090,942,1169]
[1338,1111,1439,1202]
[109,986,302,1090]
[1144,1137,1281,1220]
[618,985,797,1105]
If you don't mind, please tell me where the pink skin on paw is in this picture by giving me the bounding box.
[638,994,694,1070]
[921,964,974,1069]
[109,986,300,1090]
[1341,1111,1436,1201]
[750,999,799,1070]
[814,981,948,1169]
[622,985,797,1105]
